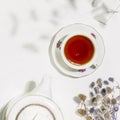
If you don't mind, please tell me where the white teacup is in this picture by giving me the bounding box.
[49,23,105,77]
[60,32,98,70]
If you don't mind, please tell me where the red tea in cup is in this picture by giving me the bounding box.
[64,35,95,65]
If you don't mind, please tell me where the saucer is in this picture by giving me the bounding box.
[49,23,105,77]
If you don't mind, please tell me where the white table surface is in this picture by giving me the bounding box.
[0,0,120,119]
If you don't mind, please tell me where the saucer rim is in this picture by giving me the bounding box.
[49,23,105,78]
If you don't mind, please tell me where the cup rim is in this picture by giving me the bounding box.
[60,32,98,70]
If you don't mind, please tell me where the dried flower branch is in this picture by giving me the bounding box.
[76,77,120,120]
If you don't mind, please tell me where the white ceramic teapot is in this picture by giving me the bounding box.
[1,76,64,120]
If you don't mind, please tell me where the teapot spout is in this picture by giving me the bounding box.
[24,81,36,94]
[30,75,52,98]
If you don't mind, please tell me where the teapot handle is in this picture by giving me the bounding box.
[29,75,52,98]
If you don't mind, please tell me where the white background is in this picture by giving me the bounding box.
[0,0,120,119]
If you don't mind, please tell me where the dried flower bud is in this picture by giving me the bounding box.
[104,97,110,104]
[97,78,102,83]
[96,95,102,101]
[86,116,93,120]
[78,94,87,101]
[114,106,119,112]
[104,112,110,119]
[101,105,106,112]
[91,97,97,104]
[94,87,99,94]
[101,88,106,96]
[77,109,86,116]
[89,107,95,113]
[96,78,102,88]
[106,87,112,94]
[103,80,109,85]
[108,77,114,82]
[90,92,94,97]
[90,82,95,88]
[111,98,117,105]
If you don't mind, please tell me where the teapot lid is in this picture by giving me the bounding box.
[4,95,63,120]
